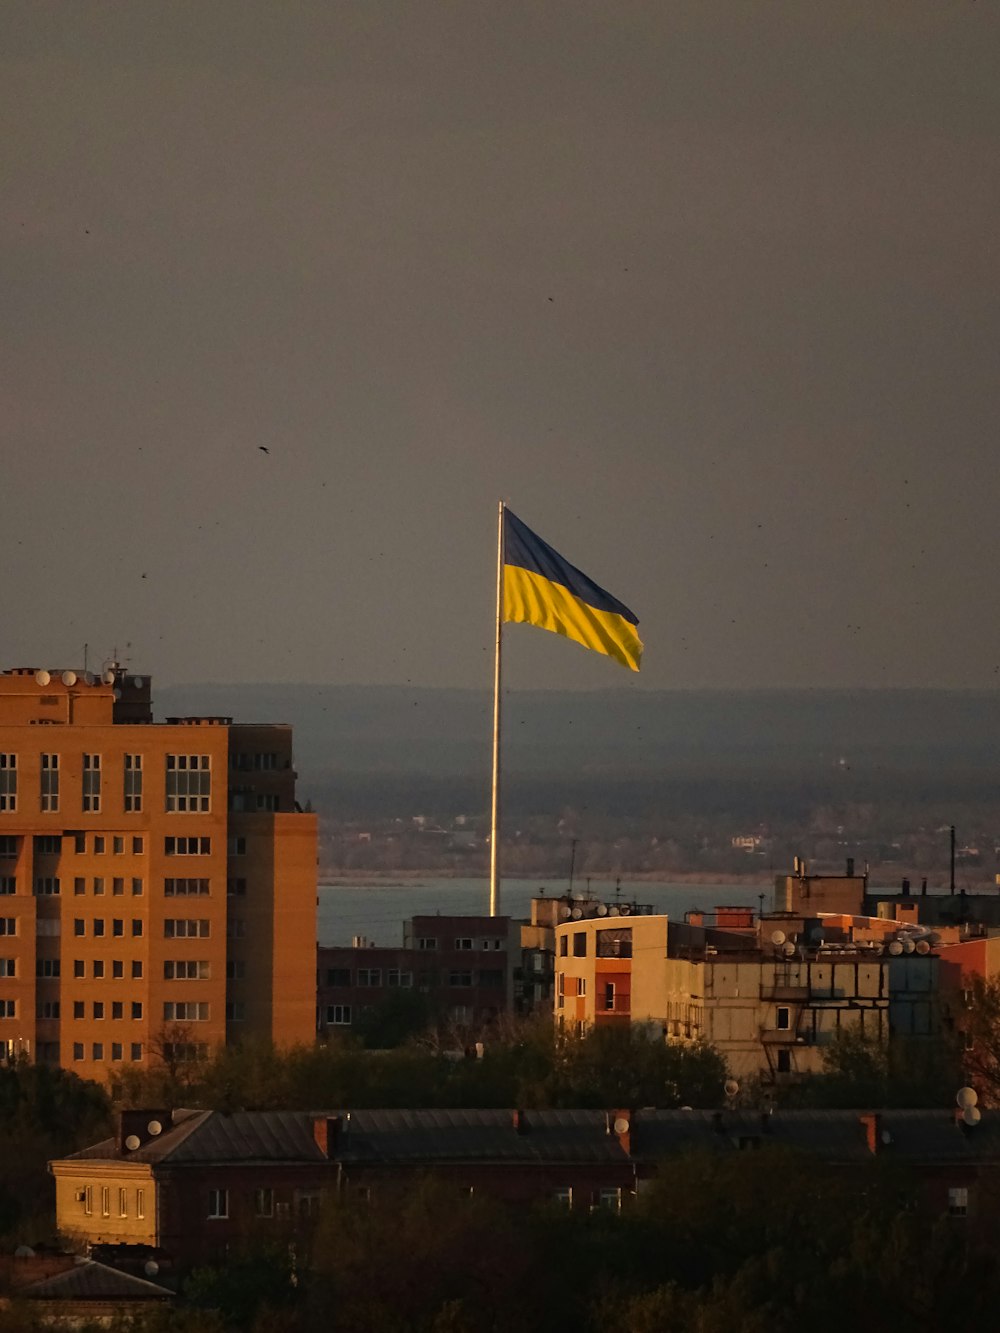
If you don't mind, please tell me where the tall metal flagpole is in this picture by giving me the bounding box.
[489,500,504,917]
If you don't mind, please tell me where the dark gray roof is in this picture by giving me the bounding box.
[631,1108,1000,1164]
[58,1107,1000,1169]
[21,1260,172,1302]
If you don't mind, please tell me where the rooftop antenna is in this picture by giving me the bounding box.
[614,876,622,901]
[568,838,577,895]
[950,825,956,895]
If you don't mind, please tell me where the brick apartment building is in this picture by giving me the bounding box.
[0,664,317,1079]
[317,914,519,1039]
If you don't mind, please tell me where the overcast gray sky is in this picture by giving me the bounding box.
[3,1,999,692]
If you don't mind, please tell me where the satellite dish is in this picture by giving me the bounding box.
[81,670,94,685]
[771,930,786,946]
[132,676,143,689]
[608,905,620,917]
[14,1245,35,1258]
[915,940,930,954]
[724,1078,740,1098]
[34,669,50,686]
[61,670,76,686]
[902,939,915,954]
[571,907,583,920]
[102,668,116,685]
[124,1134,141,1151]
[147,1119,162,1136]
[144,1260,159,1277]
[956,1087,978,1109]
[782,941,796,957]
[596,903,608,916]
[112,688,122,701]
[880,1129,892,1145]
[613,1116,630,1135]
[620,904,632,916]
[558,904,571,920]
[888,941,903,956]
[963,1106,982,1127]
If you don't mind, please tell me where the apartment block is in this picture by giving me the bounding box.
[0,664,316,1079]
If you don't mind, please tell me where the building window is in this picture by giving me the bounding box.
[132,960,143,978]
[225,1001,246,1021]
[449,971,473,988]
[777,1049,791,1073]
[84,1185,93,1214]
[93,877,105,896]
[207,1188,228,1219]
[165,755,211,812]
[776,1007,791,1031]
[227,919,245,939]
[0,837,17,858]
[577,978,587,996]
[417,937,437,951]
[73,877,85,895]
[112,1001,123,1019]
[131,1043,143,1062]
[131,1002,143,1019]
[73,1002,84,1019]
[255,793,280,812]
[949,1187,969,1217]
[36,959,60,978]
[73,1043,84,1062]
[387,970,413,988]
[132,836,144,854]
[93,960,105,978]
[118,1186,127,1216]
[454,938,474,951]
[0,1000,16,1018]
[357,968,382,987]
[93,1042,104,1061]
[34,878,60,896]
[94,836,105,854]
[124,754,143,812]
[111,960,123,978]
[73,834,85,854]
[598,1188,622,1213]
[326,1005,352,1025]
[254,1187,274,1218]
[573,933,587,957]
[603,982,616,1012]
[554,1187,573,1209]
[73,919,84,937]
[165,837,211,856]
[131,919,144,937]
[113,878,124,896]
[82,754,102,812]
[40,755,59,812]
[227,878,247,897]
[228,836,246,856]
[113,837,124,855]
[0,878,14,896]
[136,1188,144,1217]
[0,919,16,937]
[112,918,124,937]
[34,835,61,856]
[165,960,210,980]
[132,878,144,896]
[73,960,84,978]
[0,960,15,978]
[164,1002,210,1021]
[227,960,246,981]
[295,1190,321,1219]
[111,1042,123,1062]
[93,1002,104,1019]
[35,1000,60,1018]
[596,928,632,959]
[0,755,16,812]
[164,878,210,897]
[559,936,568,957]
[93,919,105,937]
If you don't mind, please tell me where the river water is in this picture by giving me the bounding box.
[317,878,767,947]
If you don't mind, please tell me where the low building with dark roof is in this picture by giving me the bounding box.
[51,1105,1000,1269]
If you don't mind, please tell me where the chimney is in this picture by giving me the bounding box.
[116,1109,170,1154]
[313,1115,342,1157]
[858,1112,881,1155]
[512,1109,528,1135]
[609,1109,632,1155]
[846,857,855,877]
[711,1110,725,1135]
[901,877,911,897]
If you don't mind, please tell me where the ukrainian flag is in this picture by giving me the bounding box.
[502,508,643,671]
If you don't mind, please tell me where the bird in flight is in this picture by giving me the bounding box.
[258,446,270,455]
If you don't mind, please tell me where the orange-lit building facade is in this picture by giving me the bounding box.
[0,665,317,1080]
